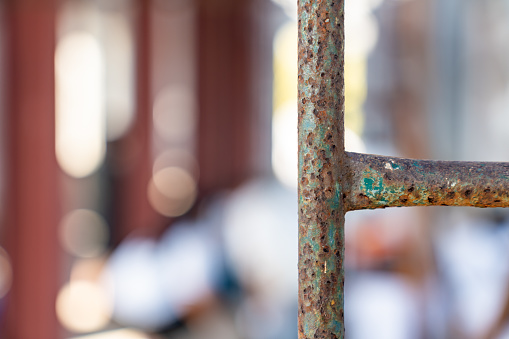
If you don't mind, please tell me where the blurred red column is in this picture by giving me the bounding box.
[110,0,163,243]
[1,0,61,338]
[197,0,254,194]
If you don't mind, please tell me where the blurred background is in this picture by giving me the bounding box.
[1,0,509,338]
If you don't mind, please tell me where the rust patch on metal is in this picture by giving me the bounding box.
[345,152,509,211]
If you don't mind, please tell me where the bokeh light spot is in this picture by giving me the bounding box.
[153,149,199,180]
[55,31,106,178]
[148,167,197,217]
[0,248,12,299]
[59,209,109,258]
[56,280,112,333]
[153,86,196,144]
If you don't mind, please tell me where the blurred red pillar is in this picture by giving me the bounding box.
[110,0,163,243]
[197,0,254,194]
[1,0,61,338]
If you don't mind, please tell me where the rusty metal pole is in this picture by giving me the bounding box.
[298,0,345,337]
[298,1,509,338]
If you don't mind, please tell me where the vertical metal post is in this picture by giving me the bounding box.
[298,0,345,337]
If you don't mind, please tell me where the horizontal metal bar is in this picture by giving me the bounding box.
[345,152,509,211]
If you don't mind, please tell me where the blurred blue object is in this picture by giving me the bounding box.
[104,219,222,331]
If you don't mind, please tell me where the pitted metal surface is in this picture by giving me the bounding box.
[345,152,509,211]
[298,0,345,337]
